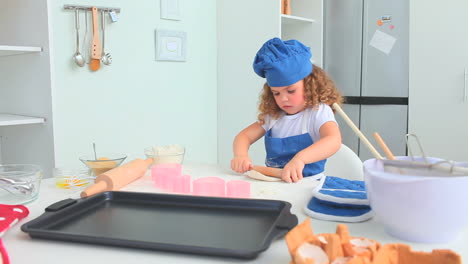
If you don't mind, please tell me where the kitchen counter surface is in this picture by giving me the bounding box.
[4,164,468,263]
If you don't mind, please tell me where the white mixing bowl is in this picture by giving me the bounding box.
[364,157,468,243]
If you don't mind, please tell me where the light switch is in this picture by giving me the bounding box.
[155,29,187,62]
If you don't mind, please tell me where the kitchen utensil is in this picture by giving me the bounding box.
[382,134,468,176]
[251,165,282,178]
[373,132,395,160]
[82,10,91,64]
[72,9,85,67]
[80,158,152,198]
[226,180,251,198]
[151,163,182,190]
[100,10,112,65]
[192,177,226,197]
[21,191,298,259]
[0,164,42,205]
[332,103,383,159]
[172,174,191,193]
[364,157,468,243]
[79,153,126,177]
[0,177,34,195]
[89,6,101,71]
[92,142,97,160]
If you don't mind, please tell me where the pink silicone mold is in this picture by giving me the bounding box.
[151,163,182,191]
[173,174,191,194]
[192,177,226,197]
[226,180,251,198]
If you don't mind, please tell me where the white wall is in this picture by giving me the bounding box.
[216,0,280,169]
[48,0,218,168]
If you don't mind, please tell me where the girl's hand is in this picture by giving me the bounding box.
[281,157,305,183]
[231,156,253,174]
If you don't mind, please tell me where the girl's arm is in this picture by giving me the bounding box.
[282,121,341,182]
[231,122,266,173]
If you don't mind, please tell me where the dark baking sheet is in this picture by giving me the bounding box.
[21,191,297,259]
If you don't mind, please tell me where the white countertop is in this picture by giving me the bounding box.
[4,164,468,263]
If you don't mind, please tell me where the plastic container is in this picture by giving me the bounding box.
[144,144,185,166]
[0,164,42,205]
[364,157,468,243]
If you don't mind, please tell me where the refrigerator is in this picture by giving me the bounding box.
[324,0,409,161]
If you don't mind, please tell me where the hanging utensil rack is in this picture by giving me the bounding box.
[63,4,121,13]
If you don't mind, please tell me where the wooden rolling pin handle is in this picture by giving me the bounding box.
[80,158,153,198]
[252,165,282,178]
[80,181,108,198]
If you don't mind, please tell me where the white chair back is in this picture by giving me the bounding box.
[324,144,363,180]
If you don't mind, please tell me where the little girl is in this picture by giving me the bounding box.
[231,38,343,183]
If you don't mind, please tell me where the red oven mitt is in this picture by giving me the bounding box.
[0,204,30,264]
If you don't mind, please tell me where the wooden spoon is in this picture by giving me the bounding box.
[90,6,101,71]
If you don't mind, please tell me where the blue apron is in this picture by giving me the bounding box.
[264,110,326,178]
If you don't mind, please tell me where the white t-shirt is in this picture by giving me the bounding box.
[261,103,337,142]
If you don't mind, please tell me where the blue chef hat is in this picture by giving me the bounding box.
[253,38,312,87]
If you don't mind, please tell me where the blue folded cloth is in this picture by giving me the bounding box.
[313,175,369,205]
[303,176,373,222]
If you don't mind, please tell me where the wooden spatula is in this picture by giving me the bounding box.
[90,6,101,71]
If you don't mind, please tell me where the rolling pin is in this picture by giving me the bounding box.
[252,165,282,178]
[81,158,153,198]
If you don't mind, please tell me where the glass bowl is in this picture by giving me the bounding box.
[79,154,127,176]
[53,168,94,190]
[144,144,185,165]
[0,164,42,205]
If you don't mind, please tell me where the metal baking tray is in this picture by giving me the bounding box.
[21,191,297,259]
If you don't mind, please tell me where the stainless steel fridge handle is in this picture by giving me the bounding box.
[464,68,468,103]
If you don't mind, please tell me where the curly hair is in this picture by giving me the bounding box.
[257,65,343,124]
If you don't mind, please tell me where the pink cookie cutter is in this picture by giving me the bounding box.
[192,177,226,197]
[151,163,182,191]
[173,174,191,194]
[226,180,251,198]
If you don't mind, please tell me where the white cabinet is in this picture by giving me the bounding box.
[408,0,468,161]
[0,46,46,126]
[0,45,42,57]
[217,0,323,167]
[280,0,323,66]
[0,0,55,175]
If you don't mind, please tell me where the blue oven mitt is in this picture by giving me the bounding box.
[303,176,373,222]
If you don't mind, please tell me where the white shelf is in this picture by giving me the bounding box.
[0,114,45,126]
[281,14,315,25]
[0,45,42,57]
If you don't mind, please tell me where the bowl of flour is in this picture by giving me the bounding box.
[144,144,185,165]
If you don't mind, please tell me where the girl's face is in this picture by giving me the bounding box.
[270,79,306,115]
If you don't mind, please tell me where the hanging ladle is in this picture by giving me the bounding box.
[73,9,85,67]
[100,10,112,65]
